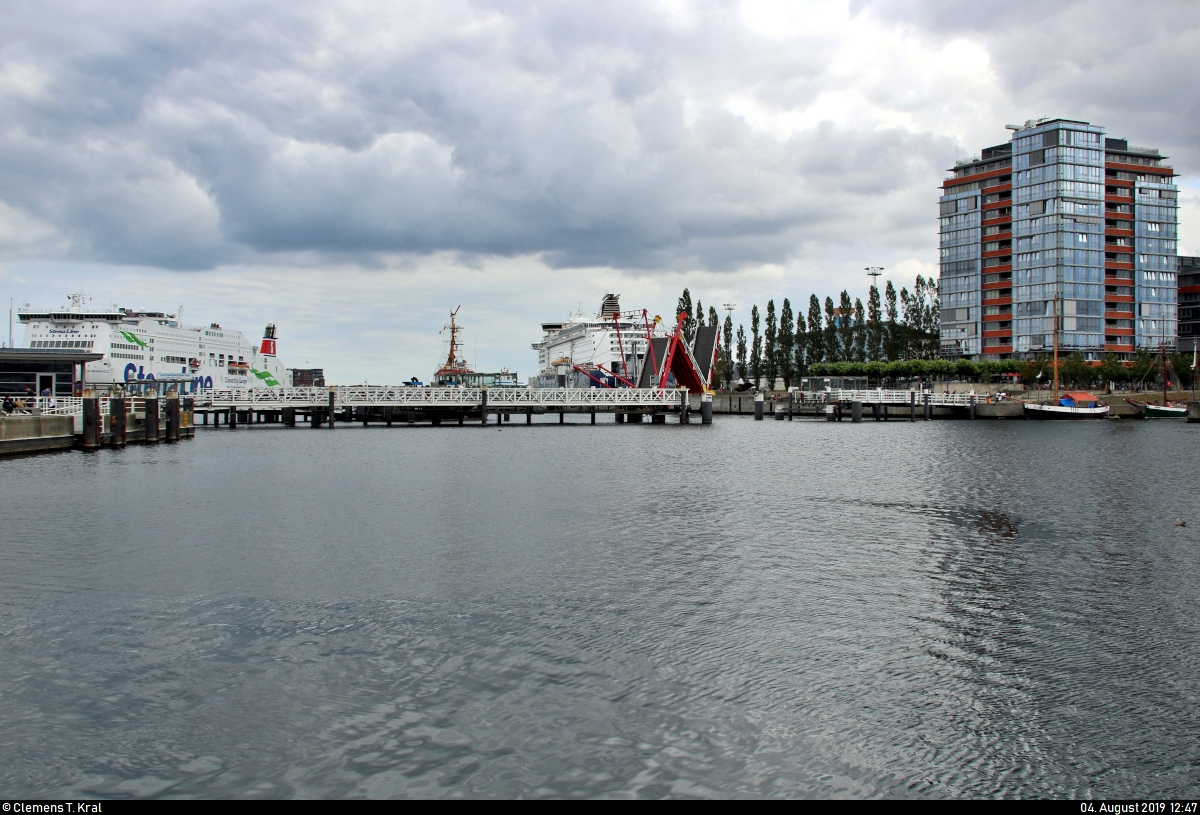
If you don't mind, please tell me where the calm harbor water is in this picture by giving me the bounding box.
[1,417,1198,799]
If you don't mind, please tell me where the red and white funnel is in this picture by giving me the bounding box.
[260,323,277,356]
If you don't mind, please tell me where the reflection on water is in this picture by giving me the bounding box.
[0,419,1197,798]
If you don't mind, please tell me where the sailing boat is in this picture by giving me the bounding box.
[1024,288,1109,419]
[1144,338,1186,417]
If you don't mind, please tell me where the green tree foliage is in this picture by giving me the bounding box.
[852,297,866,362]
[837,291,853,362]
[722,314,734,388]
[736,324,747,382]
[866,285,883,362]
[823,296,838,363]
[794,306,808,378]
[1168,352,1194,390]
[708,305,719,328]
[778,298,794,388]
[807,295,824,365]
[764,300,778,389]
[884,280,899,361]
[750,306,762,388]
[676,288,696,344]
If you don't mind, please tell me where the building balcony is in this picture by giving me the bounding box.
[981,344,1014,354]
[1106,187,1134,198]
[1105,342,1135,352]
[1105,296,1135,305]
[1105,228,1134,237]
[981,312,1012,322]
[1105,177,1135,187]
[982,297,1013,307]
[982,330,1013,339]
[982,249,1012,260]
[982,280,1011,291]
[1105,274,1134,284]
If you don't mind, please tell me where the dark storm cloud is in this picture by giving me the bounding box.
[1,0,1193,273]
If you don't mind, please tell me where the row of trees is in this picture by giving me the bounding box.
[675,277,941,390]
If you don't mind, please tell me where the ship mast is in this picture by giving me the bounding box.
[444,306,462,371]
[1052,295,1060,401]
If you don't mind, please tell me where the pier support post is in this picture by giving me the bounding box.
[146,398,161,441]
[110,397,127,447]
[559,411,564,424]
[909,391,915,422]
[924,393,931,420]
[969,394,976,420]
[679,394,689,424]
[1189,401,1200,423]
[526,409,532,425]
[284,407,296,427]
[754,392,764,421]
[481,388,488,425]
[872,403,879,421]
[701,393,713,425]
[591,411,596,425]
[851,400,862,422]
[651,412,666,424]
[82,395,100,449]
[788,391,794,421]
[616,412,625,423]
[629,412,643,423]
[165,396,180,441]
[227,406,236,429]
[384,407,393,426]
[328,387,336,429]
[457,414,463,426]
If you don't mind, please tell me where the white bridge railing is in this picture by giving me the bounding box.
[195,386,686,409]
[821,389,977,406]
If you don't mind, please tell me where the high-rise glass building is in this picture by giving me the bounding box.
[939,119,1178,361]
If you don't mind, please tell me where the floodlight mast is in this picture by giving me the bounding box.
[865,267,884,286]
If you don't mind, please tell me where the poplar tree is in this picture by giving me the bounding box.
[764,300,778,390]
[794,307,808,378]
[824,296,838,362]
[838,291,854,363]
[722,314,734,388]
[884,280,899,361]
[778,298,794,388]
[867,284,883,362]
[676,289,696,344]
[708,305,719,328]
[807,295,824,364]
[853,298,866,362]
[750,305,762,389]
[736,324,748,381]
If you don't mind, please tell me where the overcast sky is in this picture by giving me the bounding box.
[2,0,1197,381]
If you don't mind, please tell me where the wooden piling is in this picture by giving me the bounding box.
[146,397,161,441]
[754,393,764,420]
[82,396,100,449]
[110,397,127,447]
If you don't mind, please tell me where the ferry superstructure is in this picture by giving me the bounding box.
[531,295,657,387]
[16,294,287,390]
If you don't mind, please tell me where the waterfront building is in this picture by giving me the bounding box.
[939,119,1178,361]
[1177,256,1200,353]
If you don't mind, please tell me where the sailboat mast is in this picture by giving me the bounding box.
[1052,296,1060,401]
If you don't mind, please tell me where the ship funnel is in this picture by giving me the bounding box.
[261,323,277,356]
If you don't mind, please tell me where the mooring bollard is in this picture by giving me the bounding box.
[924,393,931,420]
[825,405,836,422]
[701,392,713,425]
[852,400,862,422]
[754,392,764,421]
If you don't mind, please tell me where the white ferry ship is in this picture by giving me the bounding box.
[531,294,659,387]
[16,294,288,390]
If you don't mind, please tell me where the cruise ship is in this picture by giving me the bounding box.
[531,294,661,387]
[16,294,288,390]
